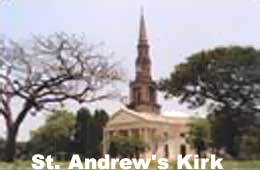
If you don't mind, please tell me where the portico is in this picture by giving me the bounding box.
[103,108,193,159]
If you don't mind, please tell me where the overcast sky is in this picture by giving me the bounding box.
[1,0,260,141]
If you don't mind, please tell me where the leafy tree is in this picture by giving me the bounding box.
[73,107,98,158]
[0,33,122,161]
[94,109,109,140]
[27,109,75,158]
[236,121,260,160]
[93,109,109,157]
[108,136,148,158]
[187,118,211,157]
[159,46,260,157]
[71,108,109,158]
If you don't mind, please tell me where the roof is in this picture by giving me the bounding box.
[111,106,191,125]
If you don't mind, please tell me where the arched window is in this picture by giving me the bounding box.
[137,91,141,103]
[149,86,155,102]
[134,87,141,103]
[180,144,186,157]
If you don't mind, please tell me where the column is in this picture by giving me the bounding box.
[128,129,132,137]
[114,130,118,136]
[143,128,149,159]
[139,128,143,139]
[144,128,149,143]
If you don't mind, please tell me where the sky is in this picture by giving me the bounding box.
[1,0,260,141]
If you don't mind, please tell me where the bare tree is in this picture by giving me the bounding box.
[0,33,123,161]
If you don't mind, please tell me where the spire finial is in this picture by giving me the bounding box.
[139,7,147,42]
[141,6,144,16]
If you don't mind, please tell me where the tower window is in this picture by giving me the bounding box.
[137,91,141,103]
[134,88,141,103]
[149,86,155,102]
[133,87,141,104]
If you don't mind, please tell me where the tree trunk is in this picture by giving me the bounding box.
[4,126,18,162]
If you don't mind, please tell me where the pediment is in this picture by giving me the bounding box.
[106,109,144,126]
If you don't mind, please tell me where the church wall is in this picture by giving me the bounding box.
[130,121,194,160]
[104,116,194,160]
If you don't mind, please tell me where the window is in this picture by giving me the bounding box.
[137,91,141,103]
[164,132,168,139]
[134,87,141,103]
[164,144,169,158]
[149,86,155,102]
[152,143,158,154]
[180,144,186,157]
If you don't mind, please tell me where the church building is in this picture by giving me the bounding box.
[103,12,193,160]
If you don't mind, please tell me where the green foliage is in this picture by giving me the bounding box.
[236,122,260,160]
[93,109,109,157]
[73,107,97,158]
[27,110,76,157]
[187,118,211,157]
[73,107,109,158]
[108,136,148,158]
[159,46,260,158]
[93,109,109,141]
[160,46,260,113]
[26,107,109,160]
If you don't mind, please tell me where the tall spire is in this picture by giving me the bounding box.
[139,7,148,43]
[136,8,151,81]
[128,8,161,114]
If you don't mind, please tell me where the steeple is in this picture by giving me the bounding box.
[128,9,161,114]
[139,8,147,43]
[136,9,151,82]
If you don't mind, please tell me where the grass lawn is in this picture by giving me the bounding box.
[0,161,259,170]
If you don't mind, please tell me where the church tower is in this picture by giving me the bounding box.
[128,11,161,114]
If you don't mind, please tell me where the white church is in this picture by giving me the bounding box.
[103,12,194,160]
